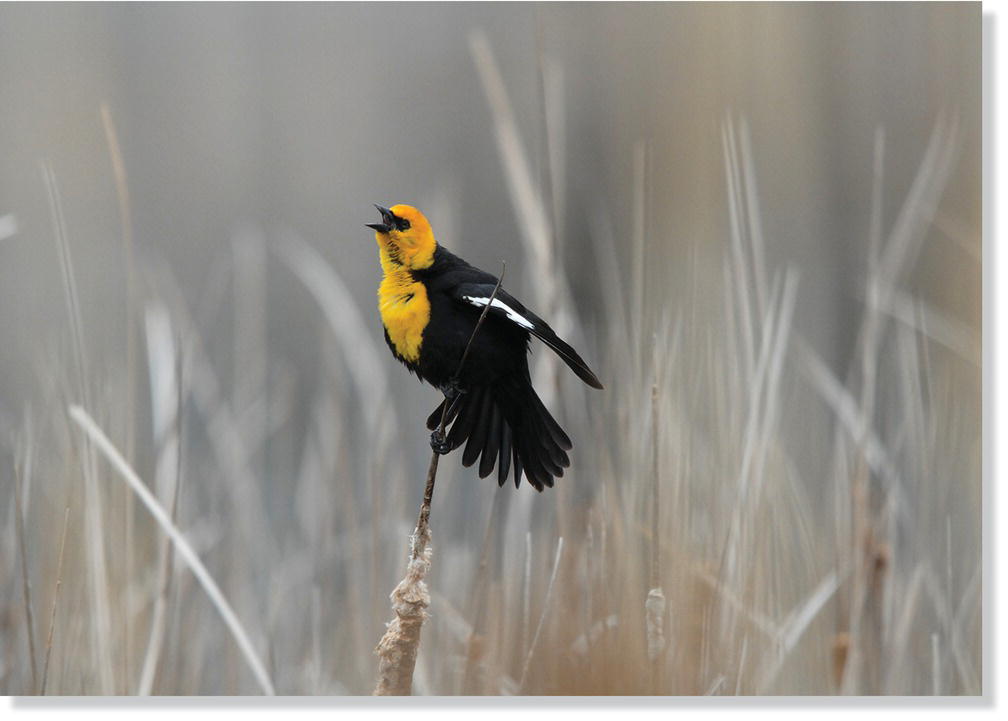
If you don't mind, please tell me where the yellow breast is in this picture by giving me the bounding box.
[378,270,430,363]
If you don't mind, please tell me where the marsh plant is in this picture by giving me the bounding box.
[0,31,979,697]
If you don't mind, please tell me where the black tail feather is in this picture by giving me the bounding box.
[426,401,444,430]
[426,376,571,491]
[524,404,567,476]
[536,412,570,470]
[463,391,493,468]
[446,387,483,451]
[498,423,512,486]
[532,392,572,451]
[480,407,502,479]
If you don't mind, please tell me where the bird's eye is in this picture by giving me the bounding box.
[396,217,411,231]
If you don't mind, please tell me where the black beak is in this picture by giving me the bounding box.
[366,204,394,233]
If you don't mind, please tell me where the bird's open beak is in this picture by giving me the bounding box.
[366,204,394,233]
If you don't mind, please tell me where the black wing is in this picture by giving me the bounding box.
[452,282,604,389]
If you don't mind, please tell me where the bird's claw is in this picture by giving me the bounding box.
[430,430,451,455]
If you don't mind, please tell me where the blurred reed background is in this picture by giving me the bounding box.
[0,2,979,695]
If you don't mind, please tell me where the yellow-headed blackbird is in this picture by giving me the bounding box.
[368,204,603,491]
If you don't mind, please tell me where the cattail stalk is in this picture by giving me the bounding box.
[645,377,666,692]
[373,265,505,696]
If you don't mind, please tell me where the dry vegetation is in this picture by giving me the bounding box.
[0,33,979,696]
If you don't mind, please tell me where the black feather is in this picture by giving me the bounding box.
[498,423,512,486]
[426,401,444,431]
[463,391,493,468]
[532,393,573,450]
[530,328,604,390]
[451,283,604,391]
[524,398,569,472]
[518,429,551,491]
[446,389,483,451]
[480,405,502,479]
[528,413,566,475]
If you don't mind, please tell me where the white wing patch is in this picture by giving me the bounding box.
[463,295,534,330]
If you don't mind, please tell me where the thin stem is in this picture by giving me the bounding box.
[418,262,506,549]
[43,162,115,694]
[40,506,70,696]
[519,536,564,693]
[14,462,38,693]
[100,103,137,692]
[650,374,660,590]
[137,346,185,695]
[375,262,506,696]
[648,376,663,694]
[68,405,275,696]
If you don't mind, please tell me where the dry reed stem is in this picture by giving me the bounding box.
[137,325,184,695]
[68,404,276,695]
[373,265,505,696]
[42,161,115,694]
[40,506,70,696]
[518,536,563,694]
[462,487,509,693]
[14,462,38,693]
[646,372,666,692]
[522,531,532,655]
[645,588,667,665]
[101,103,138,689]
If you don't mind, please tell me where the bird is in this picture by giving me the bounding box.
[367,203,603,491]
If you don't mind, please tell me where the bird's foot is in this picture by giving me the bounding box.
[430,429,451,455]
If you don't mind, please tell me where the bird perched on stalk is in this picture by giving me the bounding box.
[367,203,603,491]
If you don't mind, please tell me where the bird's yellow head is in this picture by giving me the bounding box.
[367,204,436,271]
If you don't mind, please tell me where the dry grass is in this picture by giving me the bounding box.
[0,36,979,697]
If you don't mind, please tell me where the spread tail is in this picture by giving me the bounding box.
[426,378,571,491]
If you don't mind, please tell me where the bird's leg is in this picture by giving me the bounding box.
[429,379,467,455]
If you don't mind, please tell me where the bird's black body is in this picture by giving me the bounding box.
[371,205,602,491]
[407,246,528,388]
